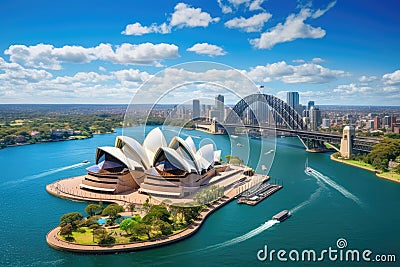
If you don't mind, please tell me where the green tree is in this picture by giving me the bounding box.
[119,218,140,235]
[60,223,73,238]
[102,204,124,221]
[152,218,173,236]
[84,204,102,217]
[394,165,400,175]
[132,223,151,240]
[142,205,171,224]
[59,212,83,230]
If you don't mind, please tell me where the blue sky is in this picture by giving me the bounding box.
[0,0,399,105]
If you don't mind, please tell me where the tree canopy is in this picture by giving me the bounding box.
[59,212,83,229]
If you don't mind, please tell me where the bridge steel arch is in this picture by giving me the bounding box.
[226,93,306,131]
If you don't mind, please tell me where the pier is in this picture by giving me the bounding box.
[237,182,282,206]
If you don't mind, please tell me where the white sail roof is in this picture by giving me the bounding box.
[185,136,196,153]
[169,136,200,173]
[143,127,167,165]
[214,150,222,163]
[96,146,143,170]
[153,147,197,173]
[108,127,219,174]
[196,144,215,170]
[115,136,150,169]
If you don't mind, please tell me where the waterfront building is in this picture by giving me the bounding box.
[80,127,236,198]
[193,100,200,120]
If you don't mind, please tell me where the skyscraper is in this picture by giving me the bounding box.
[307,101,315,110]
[213,94,225,122]
[286,92,299,108]
[309,106,322,131]
[192,99,200,120]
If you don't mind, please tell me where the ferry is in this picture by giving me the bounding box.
[272,210,291,222]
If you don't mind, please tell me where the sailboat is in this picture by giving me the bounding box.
[305,158,312,172]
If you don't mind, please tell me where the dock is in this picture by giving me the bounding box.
[237,182,282,206]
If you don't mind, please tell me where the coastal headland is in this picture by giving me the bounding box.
[46,168,270,253]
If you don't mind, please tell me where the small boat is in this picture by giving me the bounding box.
[237,143,244,147]
[82,160,89,163]
[231,135,238,139]
[272,210,291,222]
[305,158,312,172]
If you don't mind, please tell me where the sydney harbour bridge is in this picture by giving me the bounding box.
[203,93,380,154]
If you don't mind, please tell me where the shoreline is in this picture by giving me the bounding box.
[46,185,237,254]
[0,131,117,150]
[330,154,400,183]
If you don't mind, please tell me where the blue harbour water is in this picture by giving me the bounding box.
[0,128,399,266]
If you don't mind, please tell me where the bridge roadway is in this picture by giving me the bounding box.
[223,124,381,152]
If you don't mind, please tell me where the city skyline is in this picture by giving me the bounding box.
[0,0,399,105]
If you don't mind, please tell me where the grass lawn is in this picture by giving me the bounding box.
[345,159,376,170]
[58,227,95,244]
[377,171,400,182]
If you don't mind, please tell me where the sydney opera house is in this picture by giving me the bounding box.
[79,128,242,198]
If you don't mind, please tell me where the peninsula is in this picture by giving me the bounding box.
[46,127,273,253]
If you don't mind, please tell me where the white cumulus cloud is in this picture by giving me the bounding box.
[170,3,220,28]
[250,8,326,49]
[224,12,272,32]
[186,43,227,56]
[382,70,400,85]
[4,43,179,69]
[247,61,348,84]
[122,22,170,36]
[122,3,219,36]
[358,75,377,83]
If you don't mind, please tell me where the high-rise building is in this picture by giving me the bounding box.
[307,101,315,110]
[366,120,374,130]
[373,116,380,130]
[213,94,225,122]
[192,99,200,120]
[201,104,206,117]
[287,92,299,108]
[321,118,330,129]
[309,106,322,131]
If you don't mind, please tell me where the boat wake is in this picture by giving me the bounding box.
[2,162,89,186]
[305,167,363,207]
[204,220,280,251]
